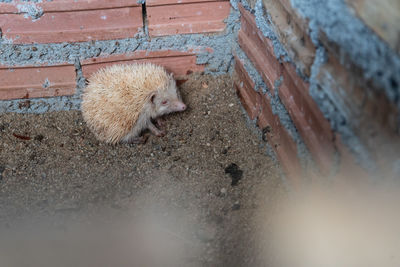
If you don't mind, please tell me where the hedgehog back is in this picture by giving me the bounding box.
[82,63,170,144]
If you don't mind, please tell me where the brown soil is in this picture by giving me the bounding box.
[0,74,285,266]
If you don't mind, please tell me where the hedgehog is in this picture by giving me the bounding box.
[81,63,187,144]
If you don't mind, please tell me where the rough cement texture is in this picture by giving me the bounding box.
[0,37,142,65]
[233,0,290,61]
[0,0,50,21]
[290,0,400,109]
[309,47,377,173]
[230,0,250,10]
[238,100,278,163]
[0,0,51,2]
[0,5,240,113]
[288,0,398,172]
[16,2,43,20]
[254,0,289,61]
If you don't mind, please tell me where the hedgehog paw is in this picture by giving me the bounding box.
[156,117,166,129]
[149,122,166,137]
[155,130,166,137]
[124,135,148,145]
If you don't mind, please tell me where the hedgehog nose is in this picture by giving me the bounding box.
[175,101,186,111]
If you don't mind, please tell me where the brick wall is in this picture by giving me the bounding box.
[0,0,231,103]
[233,1,400,184]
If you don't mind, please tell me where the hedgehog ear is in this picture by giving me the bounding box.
[150,93,156,104]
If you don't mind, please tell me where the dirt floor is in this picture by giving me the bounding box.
[0,74,285,266]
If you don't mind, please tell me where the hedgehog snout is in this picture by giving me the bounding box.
[179,102,187,111]
[176,101,186,112]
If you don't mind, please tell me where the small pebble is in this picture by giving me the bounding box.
[220,188,227,196]
[196,227,215,242]
[228,103,234,107]
[232,201,240,210]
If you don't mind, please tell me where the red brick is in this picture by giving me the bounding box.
[317,49,400,169]
[0,0,140,13]
[238,4,282,92]
[257,93,275,129]
[346,0,400,54]
[81,50,205,79]
[233,48,302,185]
[234,82,260,120]
[146,0,228,6]
[147,2,230,36]
[234,55,262,119]
[284,62,332,137]
[258,93,302,187]
[318,50,399,132]
[262,0,315,76]
[274,0,310,36]
[0,63,76,100]
[0,6,142,44]
[279,62,335,174]
[238,3,335,174]
[233,55,256,90]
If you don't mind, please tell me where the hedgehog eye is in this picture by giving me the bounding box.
[161,100,168,105]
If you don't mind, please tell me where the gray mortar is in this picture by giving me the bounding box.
[254,0,289,61]
[136,7,240,76]
[42,78,50,88]
[238,99,279,164]
[290,0,400,110]
[309,46,378,173]
[0,95,80,113]
[16,2,43,20]
[287,0,392,173]
[231,3,332,176]
[0,1,52,2]
[236,0,386,174]
[0,0,50,20]
[230,0,250,11]
[0,36,143,65]
[0,6,240,113]
[0,9,239,72]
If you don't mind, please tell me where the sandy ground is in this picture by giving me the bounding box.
[0,74,285,266]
